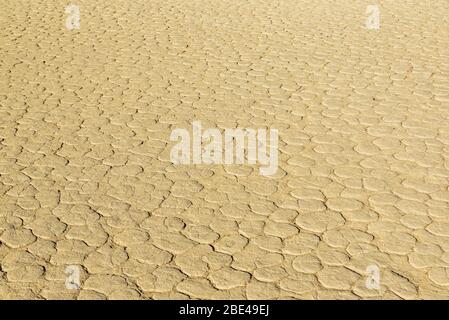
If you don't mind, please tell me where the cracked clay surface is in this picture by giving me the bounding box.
[1,0,449,299]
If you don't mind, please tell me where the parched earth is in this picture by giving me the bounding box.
[1,0,449,299]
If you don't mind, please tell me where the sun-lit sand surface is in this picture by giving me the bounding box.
[1,0,449,299]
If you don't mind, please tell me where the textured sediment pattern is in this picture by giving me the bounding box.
[1,0,449,299]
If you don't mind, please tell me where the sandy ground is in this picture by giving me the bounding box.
[1,0,449,300]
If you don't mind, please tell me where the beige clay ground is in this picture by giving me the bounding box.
[1,0,449,299]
